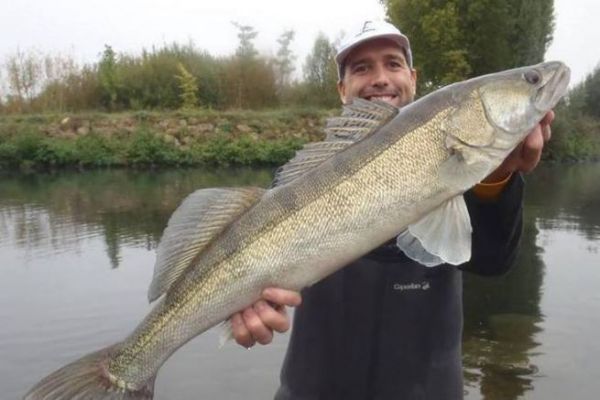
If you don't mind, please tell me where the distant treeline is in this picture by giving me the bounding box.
[546,66,600,161]
[383,0,600,160]
[0,24,340,114]
[1,1,600,163]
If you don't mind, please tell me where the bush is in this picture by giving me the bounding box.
[126,129,181,165]
[76,134,121,166]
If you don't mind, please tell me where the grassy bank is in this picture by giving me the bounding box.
[1,107,599,171]
[0,108,332,170]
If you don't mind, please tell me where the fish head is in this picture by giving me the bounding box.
[440,61,570,190]
[478,61,570,141]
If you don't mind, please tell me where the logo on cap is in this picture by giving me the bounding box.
[357,21,376,36]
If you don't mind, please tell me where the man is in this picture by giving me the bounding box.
[230,21,554,399]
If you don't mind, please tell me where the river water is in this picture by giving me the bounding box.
[1,164,599,399]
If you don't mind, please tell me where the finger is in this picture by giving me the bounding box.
[254,300,290,333]
[540,110,554,142]
[519,129,544,173]
[262,288,302,308]
[231,313,255,348]
[543,124,551,142]
[243,306,273,345]
[541,110,555,125]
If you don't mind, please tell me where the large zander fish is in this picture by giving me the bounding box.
[25,61,570,399]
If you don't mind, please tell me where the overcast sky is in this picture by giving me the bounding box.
[1,0,598,86]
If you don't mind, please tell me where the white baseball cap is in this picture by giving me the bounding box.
[335,20,413,80]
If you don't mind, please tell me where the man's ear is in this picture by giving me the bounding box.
[411,68,418,96]
[337,80,348,104]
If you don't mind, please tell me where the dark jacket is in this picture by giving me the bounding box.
[274,174,524,400]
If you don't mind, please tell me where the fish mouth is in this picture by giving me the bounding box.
[535,62,571,111]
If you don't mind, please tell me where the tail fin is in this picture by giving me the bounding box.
[24,345,155,400]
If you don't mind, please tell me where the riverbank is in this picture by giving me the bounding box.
[0,108,333,170]
[1,108,599,170]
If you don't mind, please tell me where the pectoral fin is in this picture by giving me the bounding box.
[396,195,472,266]
[439,144,492,191]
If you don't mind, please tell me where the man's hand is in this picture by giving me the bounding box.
[483,110,555,183]
[231,288,302,348]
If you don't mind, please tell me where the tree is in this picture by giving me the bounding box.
[382,0,555,93]
[3,48,43,111]
[303,33,339,107]
[175,62,198,109]
[39,52,78,112]
[98,45,120,110]
[275,30,296,97]
[510,0,555,66]
[231,22,260,108]
[582,65,600,119]
[232,22,259,59]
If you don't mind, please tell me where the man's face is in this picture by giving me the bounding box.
[337,38,417,108]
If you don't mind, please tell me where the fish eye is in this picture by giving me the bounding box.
[524,70,541,85]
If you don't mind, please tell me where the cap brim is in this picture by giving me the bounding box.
[335,33,411,67]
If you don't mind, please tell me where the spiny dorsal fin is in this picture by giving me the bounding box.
[148,187,266,302]
[272,99,398,188]
[325,98,398,141]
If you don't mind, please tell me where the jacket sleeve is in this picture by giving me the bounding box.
[459,173,524,276]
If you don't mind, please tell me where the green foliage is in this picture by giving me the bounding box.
[0,130,78,168]
[383,0,555,93]
[0,25,343,112]
[126,129,180,165]
[225,23,279,109]
[116,47,181,110]
[3,48,43,108]
[0,109,316,169]
[510,0,555,66]
[233,22,259,59]
[175,63,198,109]
[546,109,600,161]
[302,33,339,108]
[98,45,120,110]
[581,65,600,119]
[544,66,600,161]
[75,134,121,166]
[275,30,297,100]
[190,135,304,166]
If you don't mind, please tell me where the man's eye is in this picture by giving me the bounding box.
[352,64,368,74]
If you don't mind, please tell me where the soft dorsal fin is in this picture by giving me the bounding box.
[148,187,266,302]
[272,99,397,188]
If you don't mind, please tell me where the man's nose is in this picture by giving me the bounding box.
[371,65,390,87]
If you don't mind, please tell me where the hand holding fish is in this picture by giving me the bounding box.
[231,288,301,347]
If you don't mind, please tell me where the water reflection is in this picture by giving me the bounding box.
[0,168,274,266]
[463,210,544,400]
[528,164,600,242]
[463,163,600,400]
[1,164,599,399]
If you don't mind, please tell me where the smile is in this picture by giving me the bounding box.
[366,94,397,102]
